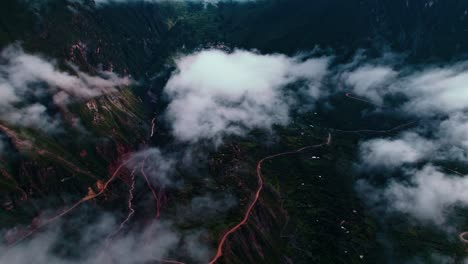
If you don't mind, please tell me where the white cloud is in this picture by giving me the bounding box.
[0,216,211,264]
[339,58,468,116]
[128,148,177,186]
[350,56,468,228]
[5,104,62,132]
[0,45,130,132]
[342,65,397,105]
[359,165,468,226]
[164,49,329,143]
[398,63,468,115]
[358,113,468,172]
[359,132,434,169]
[435,113,468,161]
[2,46,130,105]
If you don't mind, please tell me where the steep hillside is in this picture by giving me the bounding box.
[1,1,468,264]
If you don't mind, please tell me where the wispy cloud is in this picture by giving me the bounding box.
[343,52,468,229]
[339,56,468,116]
[0,215,211,264]
[164,49,329,144]
[0,45,130,132]
[358,165,468,227]
[359,132,435,169]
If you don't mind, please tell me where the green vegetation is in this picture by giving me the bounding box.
[1,1,468,263]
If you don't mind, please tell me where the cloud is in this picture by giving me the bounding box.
[436,113,468,161]
[2,45,130,105]
[164,49,329,144]
[398,62,468,115]
[347,54,468,229]
[128,148,178,187]
[358,165,468,226]
[342,65,397,105]
[0,215,212,264]
[357,113,468,170]
[339,58,468,116]
[133,49,468,234]
[5,104,62,132]
[6,42,468,261]
[355,113,468,229]
[359,132,435,169]
[1,142,224,264]
[0,45,130,132]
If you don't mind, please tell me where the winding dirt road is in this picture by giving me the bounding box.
[208,133,332,264]
[8,131,332,264]
[106,168,137,243]
[8,160,130,248]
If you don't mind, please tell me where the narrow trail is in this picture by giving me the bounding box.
[442,167,464,176]
[208,133,332,264]
[345,92,379,106]
[151,117,156,138]
[333,121,417,134]
[7,160,130,248]
[0,124,33,150]
[121,169,137,227]
[146,116,162,218]
[105,168,137,243]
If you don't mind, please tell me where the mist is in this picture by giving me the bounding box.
[163,49,329,144]
[340,52,468,231]
[0,45,130,132]
[4,43,468,262]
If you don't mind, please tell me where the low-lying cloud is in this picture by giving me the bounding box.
[164,49,329,144]
[5,40,468,261]
[342,65,396,105]
[128,148,178,187]
[0,45,130,132]
[341,58,468,116]
[157,48,468,232]
[400,63,468,115]
[0,215,211,264]
[343,53,468,230]
[359,165,468,226]
[359,132,434,169]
